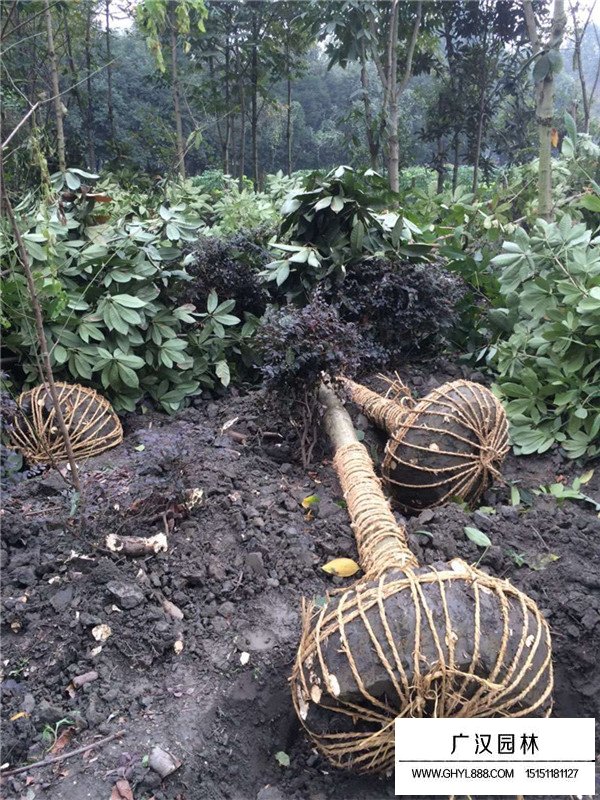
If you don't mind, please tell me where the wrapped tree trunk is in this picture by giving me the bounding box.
[290,383,553,774]
[340,377,509,513]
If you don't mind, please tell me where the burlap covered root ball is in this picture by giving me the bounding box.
[292,559,553,773]
[340,377,510,513]
[9,382,123,463]
[289,384,552,775]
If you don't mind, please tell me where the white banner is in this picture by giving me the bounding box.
[395,717,596,796]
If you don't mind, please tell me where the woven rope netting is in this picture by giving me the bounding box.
[9,382,123,463]
[340,376,510,513]
[290,383,552,774]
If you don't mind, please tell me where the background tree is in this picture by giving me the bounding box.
[322,0,432,192]
[524,0,568,219]
[568,1,600,132]
[43,0,66,172]
[137,0,208,178]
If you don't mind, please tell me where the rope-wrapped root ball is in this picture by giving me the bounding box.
[290,384,552,774]
[9,382,123,464]
[340,377,510,513]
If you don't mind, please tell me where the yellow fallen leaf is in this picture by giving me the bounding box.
[301,494,320,509]
[321,558,360,578]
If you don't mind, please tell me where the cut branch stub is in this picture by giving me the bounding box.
[290,382,552,774]
[9,382,123,464]
[340,377,509,513]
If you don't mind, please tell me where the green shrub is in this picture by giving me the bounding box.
[1,174,256,413]
[489,216,600,459]
[261,165,433,302]
[182,233,270,317]
[210,185,279,236]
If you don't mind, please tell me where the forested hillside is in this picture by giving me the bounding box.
[2,0,599,185]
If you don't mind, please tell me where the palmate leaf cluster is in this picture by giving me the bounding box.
[490,217,600,459]
[261,165,433,301]
[1,172,257,413]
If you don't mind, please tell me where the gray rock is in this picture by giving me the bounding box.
[257,787,285,800]
[472,510,493,529]
[283,496,297,512]
[498,504,519,520]
[245,551,267,577]
[212,617,228,633]
[218,601,235,618]
[36,700,68,724]
[417,508,435,524]
[50,586,74,612]
[72,671,99,689]
[11,566,36,587]
[22,693,36,713]
[106,580,144,609]
[355,413,370,431]
[79,612,101,626]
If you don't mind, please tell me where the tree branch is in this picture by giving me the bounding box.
[523,0,540,53]
[398,0,422,95]
[1,102,39,150]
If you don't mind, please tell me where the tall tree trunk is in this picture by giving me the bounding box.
[524,0,567,221]
[44,0,66,172]
[471,83,486,194]
[286,72,292,176]
[574,43,590,132]
[63,11,86,121]
[443,11,461,194]
[387,0,400,192]
[170,21,185,179]
[472,26,488,195]
[238,75,246,185]
[224,30,231,174]
[250,12,259,189]
[436,135,446,194]
[379,0,421,192]
[85,3,96,171]
[360,44,379,170]
[452,132,460,192]
[105,0,115,141]
[230,114,236,177]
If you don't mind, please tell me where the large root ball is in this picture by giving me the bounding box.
[291,560,553,773]
[382,380,509,513]
[9,382,123,463]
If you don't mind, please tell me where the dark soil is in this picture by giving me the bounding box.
[1,359,599,800]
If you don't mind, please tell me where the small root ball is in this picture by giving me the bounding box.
[382,380,509,512]
[9,382,123,463]
[291,560,552,774]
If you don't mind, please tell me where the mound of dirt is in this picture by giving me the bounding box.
[1,363,599,800]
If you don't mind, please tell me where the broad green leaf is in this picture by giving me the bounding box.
[65,171,82,190]
[215,359,230,387]
[112,294,147,308]
[207,290,218,313]
[464,526,491,548]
